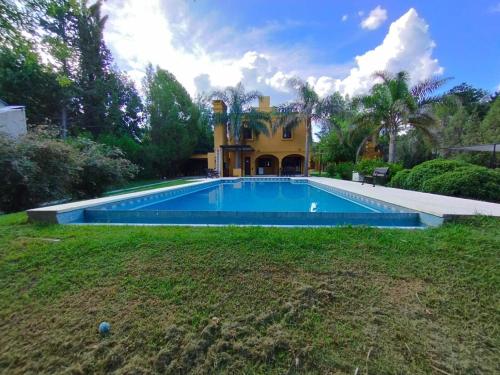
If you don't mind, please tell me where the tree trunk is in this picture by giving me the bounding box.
[304,120,310,176]
[388,129,397,163]
[61,105,67,139]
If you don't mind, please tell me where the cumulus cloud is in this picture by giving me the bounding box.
[102,1,442,105]
[308,8,443,97]
[341,14,348,22]
[101,0,349,103]
[360,6,388,30]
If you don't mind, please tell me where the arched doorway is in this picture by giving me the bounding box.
[281,154,304,176]
[255,154,279,175]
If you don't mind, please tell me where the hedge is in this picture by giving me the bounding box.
[401,159,469,190]
[388,159,500,202]
[422,166,500,202]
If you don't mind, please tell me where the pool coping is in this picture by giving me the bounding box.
[26,177,500,225]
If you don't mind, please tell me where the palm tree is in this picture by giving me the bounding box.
[272,78,322,176]
[317,92,372,163]
[210,83,270,168]
[357,71,449,163]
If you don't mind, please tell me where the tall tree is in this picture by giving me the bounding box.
[143,64,198,177]
[448,83,490,119]
[0,0,25,48]
[480,96,500,143]
[272,78,321,176]
[0,44,62,125]
[105,72,144,138]
[39,0,79,138]
[210,83,270,168]
[76,0,112,136]
[192,96,214,153]
[358,71,449,163]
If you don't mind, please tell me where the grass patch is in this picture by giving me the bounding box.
[0,213,498,374]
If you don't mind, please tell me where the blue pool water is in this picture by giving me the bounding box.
[63,179,432,227]
[135,181,378,213]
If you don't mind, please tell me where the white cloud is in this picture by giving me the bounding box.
[102,1,442,105]
[309,8,443,97]
[491,3,500,12]
[341,14,348,22]
[101,0,349,103]
[361,6,388,30]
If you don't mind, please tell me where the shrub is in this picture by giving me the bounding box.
[403,159,468,190]
[389,169,411,189]
[0,135,78,212]
[354,159,403,182]
[421,166,500,202]
[70,138,139,198]
[0,134,138,213]
[326,162,354,180]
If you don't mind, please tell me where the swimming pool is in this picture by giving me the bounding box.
[45,178,436,227]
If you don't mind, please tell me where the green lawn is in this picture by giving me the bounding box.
[102,178,196,196]
[0,213,498,374]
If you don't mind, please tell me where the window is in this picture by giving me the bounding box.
[243,127,252,140]
[282,127,292,139]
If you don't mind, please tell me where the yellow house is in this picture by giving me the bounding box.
[196,96,310,177]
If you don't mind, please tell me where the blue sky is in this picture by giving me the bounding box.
[102,0,500,103]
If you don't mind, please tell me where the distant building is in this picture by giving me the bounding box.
[190,96,311,177]
[0,99,27,138]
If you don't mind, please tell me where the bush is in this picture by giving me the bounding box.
[389,169,411,189]
[403,159,468,190]
[326,162,354,180]
[421,166,500,202]
[354,159,403,182]
[70,138,139,198]
[0,135,78,212]
[0,134,138,213]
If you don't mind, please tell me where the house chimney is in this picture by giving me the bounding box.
[258,96,271,112]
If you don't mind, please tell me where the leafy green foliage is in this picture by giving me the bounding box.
[388,159,499,202]
[0,134,137,212]
[421,166,500,202]
[69,137,139,198]
[272,78,321,176]
[395,129,435,168]
[143,65,199,177]
[400,159,469,191]
[479,96,500,143]
[0,45,62,124]
[325,161,354,180]
[358,71,447,162]
[388,169,411,189]
[0,134,77,212]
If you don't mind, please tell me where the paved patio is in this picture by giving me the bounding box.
[309,177,500,218]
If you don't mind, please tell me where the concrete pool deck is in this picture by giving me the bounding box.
[26,177,500,224]
[309,177,500,218]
